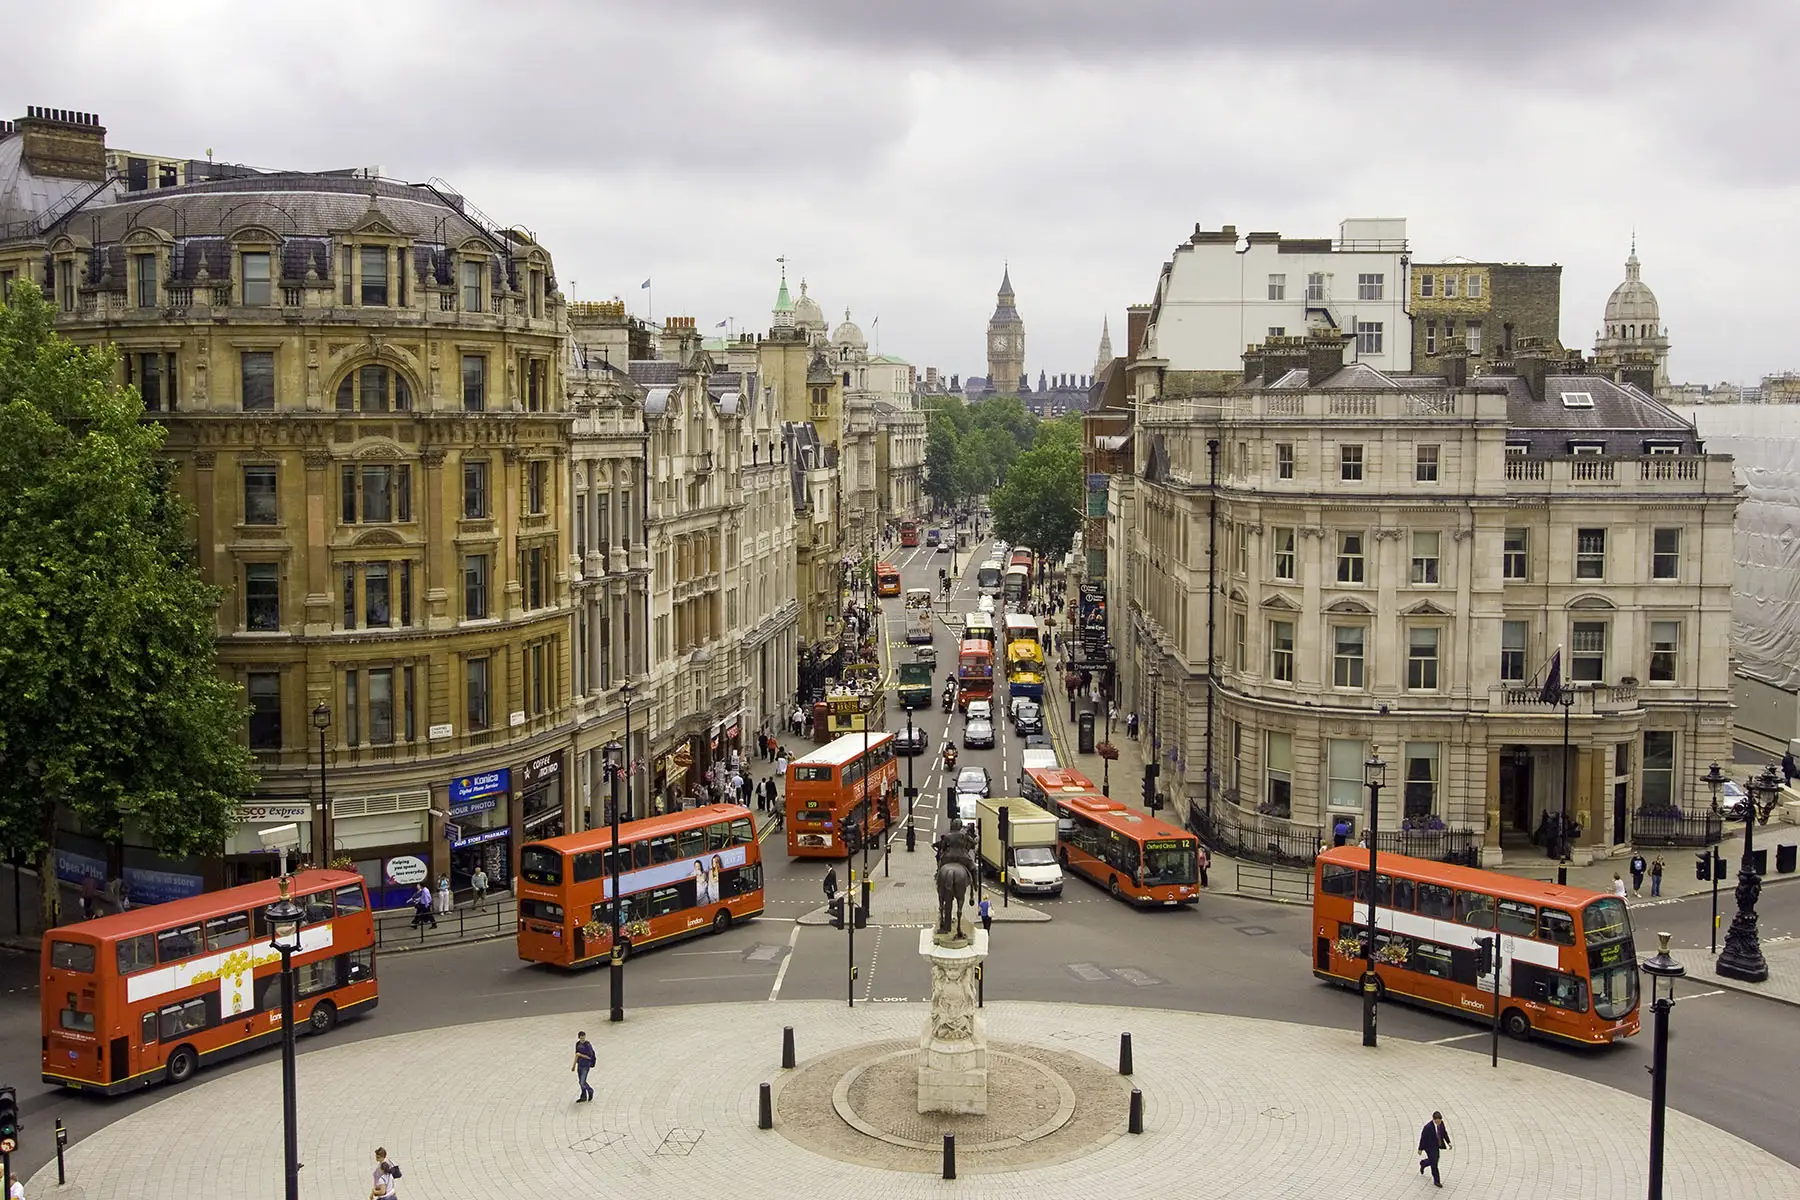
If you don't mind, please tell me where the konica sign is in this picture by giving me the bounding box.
[449,768,510,817]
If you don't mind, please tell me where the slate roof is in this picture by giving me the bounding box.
[628,360,678,387]
[0,134,123,236]
[1496,373,1698,454]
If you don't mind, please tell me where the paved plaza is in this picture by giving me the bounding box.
[25,1000,1799,1199]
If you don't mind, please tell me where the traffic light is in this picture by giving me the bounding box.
[1696,853,1711,881]
[0,1083,18,1151]
[1141,768,1156,811]
[998,804,1011,846]
[828,895,845,929]
[1474,936,1495,976]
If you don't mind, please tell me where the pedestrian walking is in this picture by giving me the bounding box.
[371,1147,400,1198]
[80,873,102,920]
[1416,1110,1451,1187]
[436,874,453,915]
[572,1030,597,1102]
[470,865,489,909]
[1197,842,1211,889]
[1612,873,1628,901]
[979,897,992,932]
[1784,750,1798,784]
[1650,855,1665,897]
[1629,852,1647,896]
[410,882,437,929]
[823,865,839,902]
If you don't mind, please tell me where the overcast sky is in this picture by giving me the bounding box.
[11,0,1796,384]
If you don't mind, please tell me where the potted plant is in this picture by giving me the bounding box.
[1096,741,1120,761]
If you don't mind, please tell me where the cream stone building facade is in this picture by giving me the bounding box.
[1121,334,1737,863]
[1,109,574,896]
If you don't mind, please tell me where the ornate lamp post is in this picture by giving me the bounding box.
[1716,762,1783,982]
[311,702,332,864]
[1556,686,1576,886]
[1641,932,1687,1200]
[263,878,305,1200]
[1702,761,1726,954]
[1362,754,1386,1048]
[605,731,626,1022]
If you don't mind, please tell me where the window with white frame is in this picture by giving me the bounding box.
[1269,620,1295,683]
[1571,620,1607,682]
[1425,321,1437,354]
[1411,531,1440,585]
[1503,528,1528,581]
[1416,444,1439,482]
[1327,739,1366,810]
[1225,719,1242,798]
[1642,731,1675,809]
[1272,527,1296,580]
[1648,620,1680,683]
[1355,321,1383,354]
[1651,528,1680,580]
[1276,443,1294,479]
[1332,625,1365,688]
[1306,272,1325,302]
[1265,730,1293,817]
[1267,273,1286,301]
[1419,273,1435,298]
[461,260,484,312]
[1336,532,1365,584]
[1340,444,1364,481]
[1231,611,1246,671]
[135,252,157,308]
[1501,620,1528,683]
[1358,273,1384,300]
[1466,322,1483,354]
[1466,273,1483,299]
[1442,273,1458,299]
[1575,528,1606,579]
[1407,626,1440,689]
[1403,743,1439,820]
[1234,524,1248,575]
[241,251,271,306]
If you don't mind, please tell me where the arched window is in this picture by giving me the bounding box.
[336,364,413,413]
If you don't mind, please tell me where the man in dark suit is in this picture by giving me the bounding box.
[1418,1110,1451,1187]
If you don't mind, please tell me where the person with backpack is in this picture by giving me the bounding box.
[371,1147,401,1197]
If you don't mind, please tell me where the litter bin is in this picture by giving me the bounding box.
[1751,848,1768,876]
[1777,843,1797,874]
[1078,711,1096,754]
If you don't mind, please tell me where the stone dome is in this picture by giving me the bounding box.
[793,280,826,332]
[831,307,866,350]
[1604,246,1660,333]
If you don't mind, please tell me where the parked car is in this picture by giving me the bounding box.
[956,766,993,797]
[895,725,930,756]
[964,718,995,749]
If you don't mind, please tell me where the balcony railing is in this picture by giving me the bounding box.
[1630,809,1723,847]
[1490,682,1638,712]
[1505,454,1734,495]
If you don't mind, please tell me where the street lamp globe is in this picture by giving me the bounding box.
[311,701,331,732]
[1641,930,1685,1006]
[604,740,623,771]
[265,876,303,952]
[1363,755,1387,790]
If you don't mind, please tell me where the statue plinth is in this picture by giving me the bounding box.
[917,927,989,1115]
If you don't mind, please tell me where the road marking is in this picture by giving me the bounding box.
[1426,1032,1488,1045]
[1681,989,1726,1000]
[768,920,802,1001]
[659,972,777,983]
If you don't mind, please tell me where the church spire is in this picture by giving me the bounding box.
[1625,233,1640,282]
[999,263,1014,299]
[1095,315,1114,376]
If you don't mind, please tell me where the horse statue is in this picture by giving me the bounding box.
[933,821,980,941]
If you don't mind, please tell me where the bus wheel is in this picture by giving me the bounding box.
[713,909,732,934]
[1501,1008,1532,1040]
[1108,876,1122,899]
[166,1045,199,1085]
[307,1000,338,1035]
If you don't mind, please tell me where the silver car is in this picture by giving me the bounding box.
[964,718,995,748]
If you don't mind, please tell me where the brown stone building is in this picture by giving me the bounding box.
[1,108,573,903]
[1410,261,1563,376]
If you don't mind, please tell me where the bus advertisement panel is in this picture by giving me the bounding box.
[1311,846,1639,1046]
[976,560,1004,594]
[1045,793,1200,906]
[42,869,376,1093]
[875,562,902,597]
[905,588,935,644]
[518,805,764,967]
[956,639,994,710]
[786,732,901,858]
[900,520,921,547]
[1002,565,1029,608]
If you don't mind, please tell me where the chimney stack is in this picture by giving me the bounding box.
[16,106,107,181]
[1307,333,1347,385]
[1514,336,1552,401]
[1125,304,1152,361]
[1261,335,1310,384]
[1439,347,1468,389]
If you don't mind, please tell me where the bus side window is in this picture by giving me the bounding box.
[1455,890,1493,927]
[649,835,677,864]
[1389,878,1416,912]
[157,924,201,964]
[1320,864,1357,897]
[1418,884,1455,920]
[117,934,157,975]
[335,885,366,914]
[141,1010,159,1045]
[730,818,754,845]
[572,852,602,884]
[676,828,705,860]
[205,912,250,951]
[633,841,651,869]
[301,891,335,925]
[1498,899,1539,938]
[1540,908,1576,946]
[705,822,729,851]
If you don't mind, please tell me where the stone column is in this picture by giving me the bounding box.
[917,928,989,1115]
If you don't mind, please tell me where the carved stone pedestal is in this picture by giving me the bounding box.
[917,928,989,1115]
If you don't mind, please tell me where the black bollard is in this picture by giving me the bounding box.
[906,822,916,853]
[759,1082,773,1129]
[782,1025,796,1069]
[1119,1031,1134,1075]
[862,877,873,918]
[1128,1087,1144,1134]
[943,1133,957,1179]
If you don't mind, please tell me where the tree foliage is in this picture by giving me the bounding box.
[991,436,1083,566]
[0,281,255,924]
[923,392,1046,510]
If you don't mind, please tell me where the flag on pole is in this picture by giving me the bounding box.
[1538,647,1563,705]
[640,278,651,289]
[715,319,728,328]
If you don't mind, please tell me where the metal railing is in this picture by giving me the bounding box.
[375,895,515,949]
[1234,861,1314,904]
[1370,829,1482,866]
[1631,810,1724,847]
[1194,806,1322,868]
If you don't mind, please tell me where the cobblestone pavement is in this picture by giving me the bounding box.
[1672,937,1800,1007]
[27,1001,1799,1199]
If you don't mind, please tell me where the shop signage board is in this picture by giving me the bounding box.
[241,804,311,823]
[520,751,563,788]
[449,769,509,817]
[450,827,510,851]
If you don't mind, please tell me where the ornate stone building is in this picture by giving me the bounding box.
[1592,239,1671,399]
[1122,333,1736,863]
[0,108,574,896]
[985,266,1024,395]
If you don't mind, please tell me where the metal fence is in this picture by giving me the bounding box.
[1630,810,1724,847]
[1369,829,1483,866]
[1234,861,1315,904]
[1193,806,1323,868]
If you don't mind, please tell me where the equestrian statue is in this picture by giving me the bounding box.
[932,820,980,942]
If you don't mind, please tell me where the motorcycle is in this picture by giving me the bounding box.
[942,688,955,713]
[942,743,959,770]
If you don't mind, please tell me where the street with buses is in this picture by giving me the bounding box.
[2,531,1799,1192]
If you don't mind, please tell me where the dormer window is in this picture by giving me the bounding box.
[135,252,158,308]
[1571,443,1604,456]
[1560,391,1594,409]
[1647,443,1680,455]
[462,260,483,312]
[241,252,271,306]
[360,246,388,307]
[1505,443,1529,456]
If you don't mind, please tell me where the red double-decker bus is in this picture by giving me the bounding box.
[42,869,377,1093]
[900,520,921,547]
[1043,792,1201,906]
[956,638,993,710]
[786,731,900,858]
[517,805,765,966]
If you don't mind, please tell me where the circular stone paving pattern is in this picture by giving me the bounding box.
[776,1039,1132,1174]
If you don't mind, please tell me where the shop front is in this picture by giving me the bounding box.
[330,788,433,910]
[448,767,511,896]
[655,740,697,815]
[221,800,317,885]
[518,750,566,843]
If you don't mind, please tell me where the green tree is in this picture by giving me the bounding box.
[0,282,255,926]
[990,439,1083,565]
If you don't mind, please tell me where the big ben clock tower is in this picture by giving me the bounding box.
[986,265,1025,394]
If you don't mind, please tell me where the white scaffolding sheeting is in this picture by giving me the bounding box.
[1672,405,1800,689]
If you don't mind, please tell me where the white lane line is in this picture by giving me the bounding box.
[1680,989,1726,1000]
[1426,1032,1488,1045]
[671,948,745,956]
[662,972,777,983]
[768,920,802,1001]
